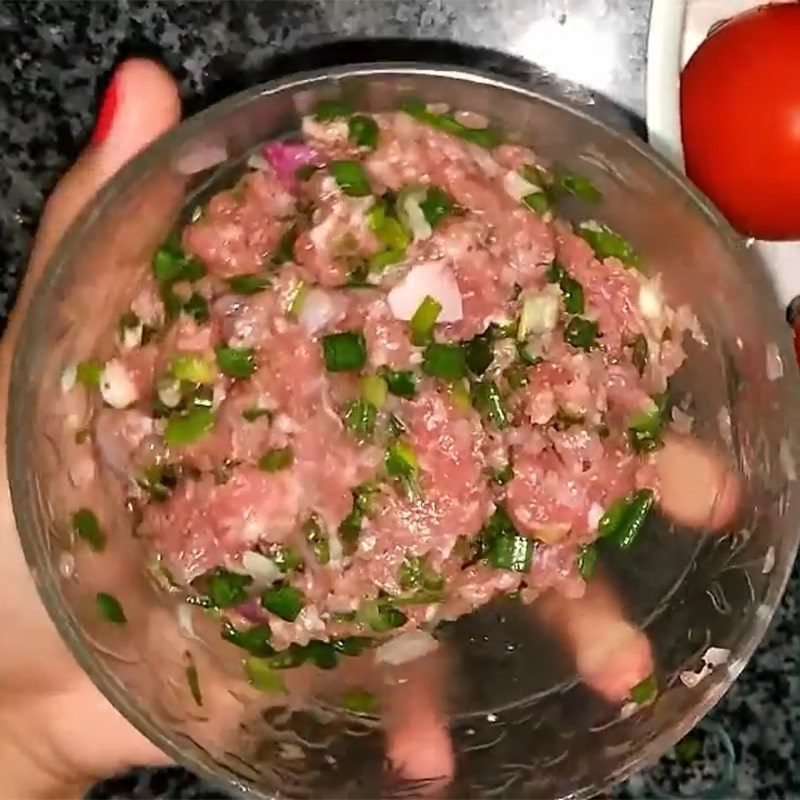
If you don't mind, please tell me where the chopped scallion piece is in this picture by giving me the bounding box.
[205,568,253,608]
[227,273,270,295]
[348,114,379,149]
[258,446,294,472]
[503,363,529,390]
[304,516,330,565]
[577,221,640,268]
[554,171,602,203]
[322,331,367,372]
[261,583,305,622]
[398,554,444,592]
[183,292,210,324]
[164,407,215,446]
[464,331,494,375]
[76,360,103,389]
[631,334,649,376]
[419,186,454,228]
[170,354,216,385]
[96,592,126,624]
[313,99,353,120]
[72,508,105,552]
[329,160,371,197]
[385,441,420,496]
[221,620,274,657]
[479,507,533,572]
[185,657,203,706]
[563,317,599,350]
[422,342,467,381]
[245,655,285,693]
[357,599,407,632]
[600,489,655,549]
[628,403,664,453]
[400,97,500,148]
[215,346,256,379]
[287,280,308,318]
[152,242,205,283]
[410,295,442,346]
[491,462,513,486]
[630,673,658,705]
[360,375,388,409]
[343,688,376,714]
[270,546,303,572]
[380,368,417,398]
[560,274,585,315]
[343,399,377,440]
[523,191,550,214]
[449,378,472,411]
[576,542,598,580]
[273,227,297,265]
[472,380,509,430]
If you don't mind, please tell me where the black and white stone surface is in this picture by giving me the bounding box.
[1,2,797,797]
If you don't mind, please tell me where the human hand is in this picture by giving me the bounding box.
[0,58,180,799]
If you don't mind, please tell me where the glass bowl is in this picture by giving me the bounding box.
[7,64,800,799]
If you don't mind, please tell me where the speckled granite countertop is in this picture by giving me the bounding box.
[1,1,797,797]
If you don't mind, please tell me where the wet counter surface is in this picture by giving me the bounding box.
[0,2,797,797]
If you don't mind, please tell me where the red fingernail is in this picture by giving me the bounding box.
[91,71,120,146]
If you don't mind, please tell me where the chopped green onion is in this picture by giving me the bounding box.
[160,282,183,321]
[313,99,353,120]
[422,342,467,381]
[185,657,203,706]
[546,261,565,284]
[152,242,205,283]
[322,331,367,372]
[520,164,546,186]
[503,363,529,390]
[205,568,253,608]
[96,592,126,624]
[261,583,305,622]
[563,317,599,350]
[479,507,533,572]
[600,489,655,549]
[76,360,103,389]
[628,403,664,453]
[357,599,408,632]
[472,380,509,430]
[631,334,649,376]
[348,114,379,149]
[270,546,303,572]
[183,293,210,324]
[221,620,274,657]
[368,248,405,272]
[385,441,420,496]
[329,160,371,197]
[339,484,376,554]
[295,163,319,182]
[554,171,602,203]
[523,191,550,214]
[332,636,372,657]
[400,98,501,148]
[418,186,454,228]
[273,227,297,265]
[360,375,388,409]
[72,508,105,552]
[258,446,294,472]
[386,412,406,439]
[242,406,272,422]
[449,378,473,411]
[164,407,215,446]
[398,554,444,592]
[516,339,542,365]
[227,273,271,295]
[410,295,442,346]
[380,368,417,398]
[263,644,308,670]
[343,688,376,714]
[137,464,179,502]
[560,274,585,315]
[215,346,256,379]
[630,674,658,705]
[245,655,285,693]
[304,516,330,565]
[343,399,377,440]
[302,640,339,670]
[170,354,216,385]
[287,280,308,318]
[464,331,494,375]
[576,542,598,580]
[577,221,640,268]
[491,462,514,486]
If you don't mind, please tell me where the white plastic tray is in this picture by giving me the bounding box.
[646,0,800,310]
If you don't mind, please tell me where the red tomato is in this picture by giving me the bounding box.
[680,3,800,240]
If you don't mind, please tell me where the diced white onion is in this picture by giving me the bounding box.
[502,170,539,202]
[387,262,463,323]
[328,530,343,564]
[670,406,694,436]
[375,629,439,666]
[100,359,138,409]
[678,646,730,688]
[120,320,144,351]
[518,289,560,338]
[400,191,433,242]
[174,141,228,175]
[638,283,663,320]
[298,288,340,334]
[61,363,77,393]
[241,551,283,586]
[157,377,182,409]
[766,343,783,381]
[587,503,604,531]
